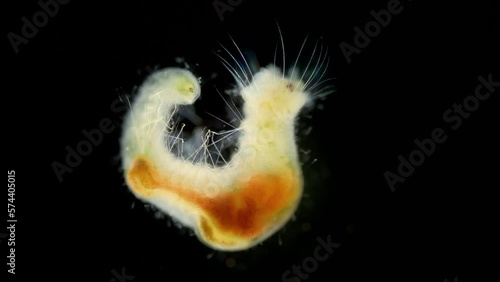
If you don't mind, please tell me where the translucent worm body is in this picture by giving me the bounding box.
[121,46,331,251]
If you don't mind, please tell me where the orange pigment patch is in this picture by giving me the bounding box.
[126,158,159,197]
[127,157,301,240]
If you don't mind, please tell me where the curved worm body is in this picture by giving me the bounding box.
[121,55,328,250]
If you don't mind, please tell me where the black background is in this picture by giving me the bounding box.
[4,0,499,281]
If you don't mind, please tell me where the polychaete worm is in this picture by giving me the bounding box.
[120,33,333,251]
